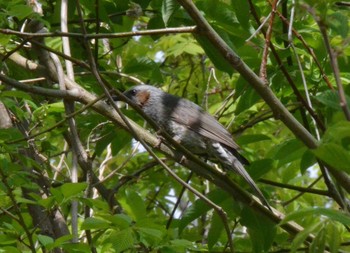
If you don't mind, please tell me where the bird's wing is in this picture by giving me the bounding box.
[170,99,240,150]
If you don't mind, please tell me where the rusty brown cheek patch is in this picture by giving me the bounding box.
[136,90,150,107]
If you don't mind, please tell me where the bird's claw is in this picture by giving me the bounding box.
[153,131,165,148]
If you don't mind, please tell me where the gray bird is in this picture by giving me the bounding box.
[119,84,269,208]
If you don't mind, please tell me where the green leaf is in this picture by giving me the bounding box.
[109,228,135,253]
[290,222,323,253]
[240,207,276,253]
[312,121,350,172]
[51,234,73,248]
[274,139,306,167]
[7,4,33,20]
[195,35,234,75]
[326,222,340,253]
[178,189,229,233]
[232,0,250,29]
[81,217,110,230]
[61,242,91,252]
[111,129,133,156]
[124,57,163,83]
[207,212,224,250]
[0,128,23,143]
[162,0,180,27]
[310,226,326,253]
[167,35,204,57]
[136,226,164,246]
[300,150,316,174]
[236,134,271,145]
[108,214,132,229]
[120,190,147,221]
[313,143,350,172]
[164,239,193,252]
[0,234,17,245]
[281,208,350,226]
[0,246,21,253]
[37,235,54,247]
[315,90,350,110]
[235,86,261,114]
[329,12,349,38]
[249,159,275,180]
[0,90,32,100]
[61,182,87,199]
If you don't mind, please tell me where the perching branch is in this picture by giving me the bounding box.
[176,0,350,195]
[0,48,317,241]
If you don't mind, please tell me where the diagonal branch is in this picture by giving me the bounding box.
[176,0,350,195]
[3,52,316,242]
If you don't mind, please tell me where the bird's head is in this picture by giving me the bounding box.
[119,85,162,109]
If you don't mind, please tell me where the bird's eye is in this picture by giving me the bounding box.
[131,89,137,96]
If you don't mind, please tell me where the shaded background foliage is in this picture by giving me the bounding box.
[0,0,350,252]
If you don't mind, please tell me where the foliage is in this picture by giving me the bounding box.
[0,0,350,252]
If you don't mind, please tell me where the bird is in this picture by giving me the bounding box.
[117,84,269,208]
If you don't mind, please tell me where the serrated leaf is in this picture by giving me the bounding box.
[1,90,32,100]
[0,234,17,245]
[61,182,87,199]
[45,102,65,113]
[137,227,164,246]
[207,212,224,250]
[315,90,350,110]
[235,86,261,113]
[81,217,110,230]
[195,35,234,75]
[7,5,33,20]
[61,242,91,252]
[0,128,23,143]
[167,37,204,57]
[240,207,276,253]
[110,228,135,253]
[281,208,350,226]
[0,246,21,253]
[178,189,229,233]
[326,222,340,253]
[310,226,326,253]
[290,222,322,253]
[162,0,180,27]
[14,197,37,205]
[124,57,163,83]
[237,134,271,145]
[37,235,54,247]
[109,214,132,229]
[274,139,306,167]
[120,190,146,221]
[300,150,316,174]
[329,12,349,38]
[232,0,250,29]
[249,159,275,179]
[51,234,73,248]
[313,143,350,172]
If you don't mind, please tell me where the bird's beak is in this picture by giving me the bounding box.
[108,95,127,108]
[112,95,119,101]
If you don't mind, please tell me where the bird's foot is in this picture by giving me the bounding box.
[179,155,187,164]
[153,131,165,148]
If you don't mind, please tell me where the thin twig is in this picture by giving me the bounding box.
[259,0,278,83]
[0,26,197,39]
[248,0,326,132]
[75,0,234,249]
[260,178,329,196]
[166,172,193,229]
[307,5,350,120]
[275,8,334,90]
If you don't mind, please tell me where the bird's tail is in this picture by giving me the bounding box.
[230,158,271,210]
[211,143,271,210]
